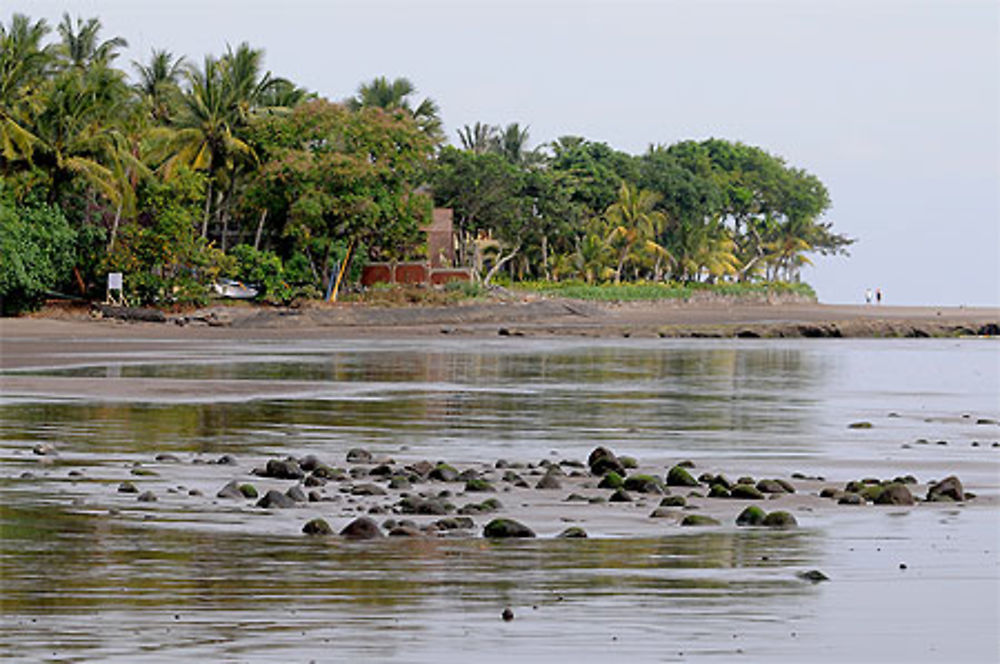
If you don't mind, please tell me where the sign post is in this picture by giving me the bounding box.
[107,272,123,306]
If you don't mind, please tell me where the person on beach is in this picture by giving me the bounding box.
[876,288,882,304]
[865,288,872,304]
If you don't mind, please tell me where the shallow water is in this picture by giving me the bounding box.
[1,338,998,662]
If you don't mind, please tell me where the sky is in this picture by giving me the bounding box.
[9,0,999,306]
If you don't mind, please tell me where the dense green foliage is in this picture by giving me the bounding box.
[0,12,852,313]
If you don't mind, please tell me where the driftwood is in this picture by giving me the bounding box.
[94,304,167,323]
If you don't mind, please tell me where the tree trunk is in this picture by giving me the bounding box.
[108,201,123,253]
[484,243,520,286]
[201,179,213,238]
[253,209,268,250]
[329,238,355,302]
[541,234,550,281]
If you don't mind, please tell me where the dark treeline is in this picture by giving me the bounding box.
[0,13,852,313]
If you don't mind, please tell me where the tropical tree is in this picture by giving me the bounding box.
[0,14,53,166]
[603,182,669,283]
[132,49,185,123]
[55,13,127,70]
[457,122,497,154]
[348,76,443,142]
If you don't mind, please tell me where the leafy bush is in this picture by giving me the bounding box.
[514,280,816,301]
[0,193,77,315]
[227,244,319,304]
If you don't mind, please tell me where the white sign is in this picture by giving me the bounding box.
[108,272,123,290]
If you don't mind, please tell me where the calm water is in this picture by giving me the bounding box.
[1,338,998,662]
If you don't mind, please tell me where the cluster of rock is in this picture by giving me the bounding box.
[818,475,968,506]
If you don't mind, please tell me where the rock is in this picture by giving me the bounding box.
[837,493,864,505]
[340,516,383,539]
[308,490,321,502]
[708,484,731,498]
[118,481,138,494]
[680,515,720,527]
[730,484,765,500]
[346,448,373,464]
[286,486,307,503]
[557,527,588,538]
[464,478,495,492]
[155,453,181,463]
[762,511,797,528]
[458,468,481,482]
[131,468,158,477]
[407,460,434,478]
[848,421,873,429]
[535,473,562,490]
[875,483,914,505]
[137,491,157,502]
[302,518,333,536]
[311,464,345,480]
[735,505,767,526]
[389,524,424,537]
[369,464,394,477]
[216,454,237,465]
[927,475,964,502]
[677,460,695,468]
[483,518,536,538]
[623,474,664,494]
[351,483,387,496]
[597,471,625,490]
[479,497,503,512]
[797,570,830,582]
[216,480,244,499]
[262,458,305,480]
[819,488,844,499]
[32,443,56,456]
[736,476,755,485]
[239,484,258,498]
[619,455,638,469]
[609,488,633,503]
[397,495,452,515]
[433,517,475,531]
[502,608,514,621]
[859,485,885,502]
[756,479,789,494]
[298,454,322,472]
[256,489,297,509]
[775,479,796,493]
[388,476,412,490]
[649,507,676,518]
[564,493,589,502]
[709,474,733,490]
[659,495,686,507]
[666,465,698,487]
[304,475,326,488]
[429,463,460,482]
[588,447,625,476]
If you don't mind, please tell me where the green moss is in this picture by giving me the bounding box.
[302,518,333,536]
[730,484,765,500]
[238,483,258,499]
[623,474,664,493]
[848,421,873,429]
[736,505,767,526]
[666,465,698,487]
[598,471,625,489]
[465,478,495,492]
[619,455,638,469]
[708,483,731,498]
[762,511,797,528]
[479,497,503,511]
[659,495,686,507]
[859,484,885,502]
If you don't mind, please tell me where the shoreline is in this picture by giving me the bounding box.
[1,299,997,371]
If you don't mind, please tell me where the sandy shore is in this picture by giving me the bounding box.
[1,298,997,371]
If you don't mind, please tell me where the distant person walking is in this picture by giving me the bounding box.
[865,288,873,304]
[876,288,882,304]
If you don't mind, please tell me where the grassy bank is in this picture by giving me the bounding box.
[511,280,817,302]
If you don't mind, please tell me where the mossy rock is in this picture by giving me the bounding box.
[623,474,664,493]
[736,476,755,485]
[117,481,138,494]
[479,497,503,512]
[564,493,589,502]
[609,488,633,502]
[736,505,767,526]
[587,446,625,476]
[666,465,698,487]
[708,483,731,498]
[837,492,864,505]
[762,511,797,529]
[302,518,333,536]
[819,487,843,499]
[238,483,258,499]
[598,471,625,489]
[844,480,865,493]
[711,474,733,490]
[756,479,788,494]
[619,455,638,470]
[680,514,720,527]
[483,518,535,538]
[130,468,159,477]
[430,463,460,482]
[557,526,588,538]
[859,485,885,502]
[848,421,873,429]
[875,482,915,505]
[659,495,686,507]
[464,478,495,492]
[677,460,695,468]
[730,484,765,500]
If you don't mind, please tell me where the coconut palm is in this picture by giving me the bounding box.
[132,49,185,123]
[55,13,127,70]
[603,182,670,283]
[497,123,530,165]
[458,122,498,154]
[349,76,442,142]
[0,14,54,164]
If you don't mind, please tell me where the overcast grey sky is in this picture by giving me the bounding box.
[10,0,999,305]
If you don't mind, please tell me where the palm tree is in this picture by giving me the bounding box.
[497,123,530,165]
[0,14,54,165]
[348,76,442,141]
[132,49,186,123]
[458,122,498,154]
[55,13,127,70]
[603,182,670,283]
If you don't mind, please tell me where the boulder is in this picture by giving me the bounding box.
[623,474,664,494]
[464,478,495,492]
[597,471,625,490]
[837,493,864,505]
[588,446,625,476]
[262,459,305,480]
[756,479,789,494]
[730,484,765,500]
[285,486,307,503]
[735,505,767,526]
[429,463,459,482]
[256,489,297,509]
[351,483,387,496]
[483,518,536,538]
[659,495,686,507]
[298,454,322,472]
[216,480,244,499]
[340,516,384,539]
[557,527,588,538]
[346,448,373,464]
[680,515,720,527]
[927,475,964,502]
[609,488,633,503]
[762,511,797,528]
[239,483,258,498]
[666,465,698,487]
[137,491,157,502]
[535,473,562,490]
[302,518,333,536]
[708,484,731,498]
[117,481,138,494]
[875,483,914,505]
